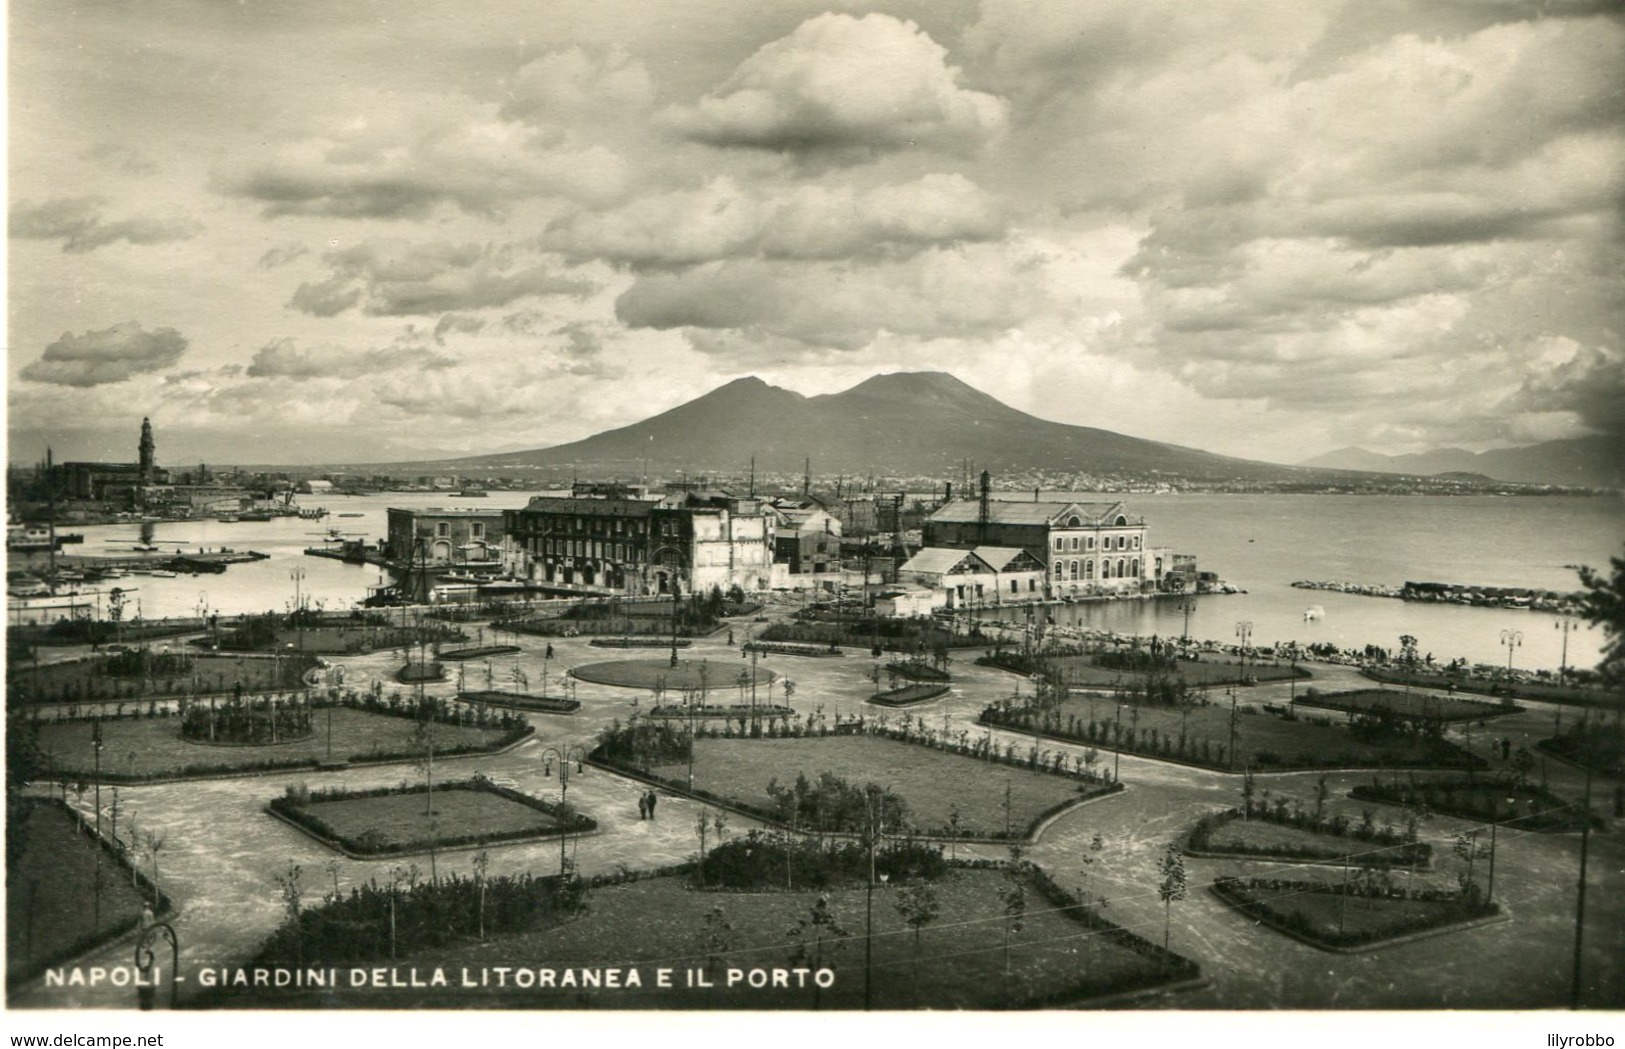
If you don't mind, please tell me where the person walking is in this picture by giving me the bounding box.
[638,793,648,820]
[646,790,658,820]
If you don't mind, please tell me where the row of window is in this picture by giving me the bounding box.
[1052,533,1140,553]
[433,521,487,539]
[1052,557,1140,581]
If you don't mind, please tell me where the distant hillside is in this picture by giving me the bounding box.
[1301,435,1623,488]
[441,371,1306,481]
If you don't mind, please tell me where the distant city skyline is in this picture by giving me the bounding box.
[9,1,1622,466]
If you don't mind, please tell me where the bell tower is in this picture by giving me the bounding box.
[138,417,156,481]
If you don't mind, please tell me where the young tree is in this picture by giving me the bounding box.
[698,904,733,977]
[1240,766,1257,819]
[694,806,711,886]
[1000,842,1029,996]
[1155,842,1188,958]
[787,893,849,1010]
[1312,775,1331,827]
[893,883,941,1003]
[472,850,490,940]
[273,861,304,966]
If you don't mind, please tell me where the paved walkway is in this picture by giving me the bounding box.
[13,619,1622,1009]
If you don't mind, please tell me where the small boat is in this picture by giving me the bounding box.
[133,543,160,552]
[57,533,85,544]
[337,512,365,518]
[216,514,240,523]
[150,570,178,578]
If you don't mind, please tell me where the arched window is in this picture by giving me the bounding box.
[1069,560,1079,580]
[1101,560,1111,579]
[1054,560,1063,579]
[1133,536,1141,550]
[1115,515,1127,527]
[1067,516,1082,527]
[1131,558,1140,578]
[1116,557,1127,578]
[1085,559,1094,579]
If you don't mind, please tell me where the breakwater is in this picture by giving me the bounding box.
[1292,579,1581,613]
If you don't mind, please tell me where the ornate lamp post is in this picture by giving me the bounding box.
[1499,629,1523,689]
[1234,621,1253,682]
[134,920,179,1010]
[1554,617,1576,688]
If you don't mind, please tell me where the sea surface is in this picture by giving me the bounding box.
[17,490,1624,672]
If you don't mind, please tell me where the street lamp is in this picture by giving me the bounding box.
[134,920,179,1010]
[1234,621,1252,682]
[1499,629,1523,688]
[1180,595,1196,648]
[1554,617,1576,688]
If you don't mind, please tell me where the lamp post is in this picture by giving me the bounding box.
[92,718,104,932]
[1234,621,1252,683]
[290,567,306,656]
[134,920,180,1010]
[1180,595,1196,648]
[1499,629,1523,691]
[670,578,683,668]
[1554,617,1576,688]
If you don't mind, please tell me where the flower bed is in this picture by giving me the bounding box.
[743,640,844,657]
[456,690,581,714]
[1349,777,1597,832]
[1210,874,1498,950]
[1186,806,1430,868]
[869,683,950,707]
[1294,688,1518,723]
[397,660,446,684]
[885,660,950,682]
[267,777,595,856]
[437,645,522,661]
[590,637,692,649]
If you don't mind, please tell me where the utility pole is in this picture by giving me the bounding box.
[1571,767,1592,1010]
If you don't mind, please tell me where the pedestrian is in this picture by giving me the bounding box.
[545,643,554,660]
[637,793,648,820]
[647,790,658,819]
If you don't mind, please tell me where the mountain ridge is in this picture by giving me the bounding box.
[1300,436,1622,488]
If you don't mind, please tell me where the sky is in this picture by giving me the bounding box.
[6,0,1623,468]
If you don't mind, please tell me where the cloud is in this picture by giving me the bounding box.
[433,313,486,343]
[666,13,1006,159]
[502,46,655,124]
[1504,341,1625,434]
[9,197,201,253]
[220,96,631,219]
[258,242,310,269]
[22,322,188,386]
[244,336,456,381]
[546,172,1005,267]
[287,238,596,317]
[616,240,1059,351]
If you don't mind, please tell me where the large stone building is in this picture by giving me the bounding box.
[925,476,1175,597]
[502,486,773,595]
[53,417,170,503]
[387,507,505,565]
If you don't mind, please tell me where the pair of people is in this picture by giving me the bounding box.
[637,789,659,820]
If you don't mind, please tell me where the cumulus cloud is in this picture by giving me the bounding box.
[617,240,1059,351]
[502,46,655,124]
[244,336,456,381]
[546,172,1005,267]
[22,322,188,387]
[666,13,1006,159]
[220,96,631,219]
[10,196,201,253]
[287,238,595,317]
[1504,341,1625,434]
[433,313,486,343]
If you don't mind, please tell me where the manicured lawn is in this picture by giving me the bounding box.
[570,658,773,691]
[993,692,1476,771]
[35,709,516,781]
[1212,876,1498,949]
[1296,689,1515,723]
[869,684,950,707]
[286,787,565,852]
[646,735,1095,838]
[10,652,310,704]
[220,868,1189,1009]
[1042,655,1306,688]
[7,801,152,981]
[1196,816,1425,868]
